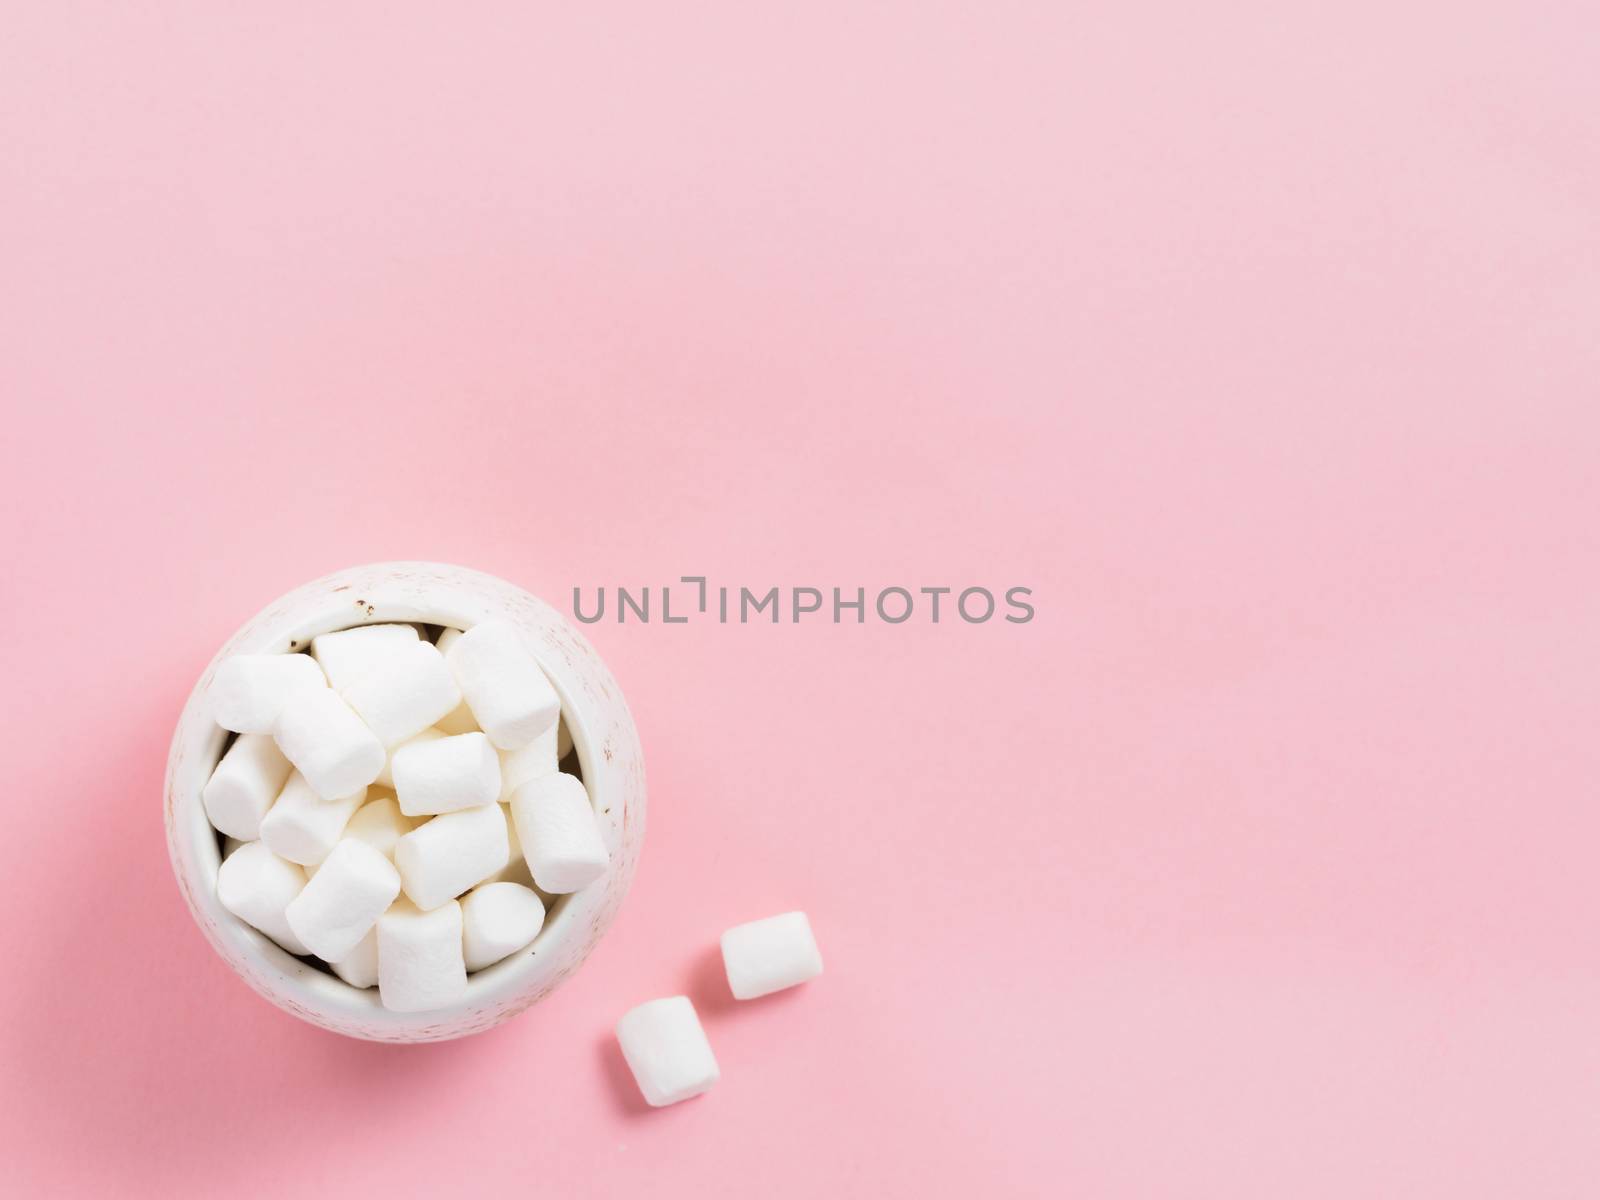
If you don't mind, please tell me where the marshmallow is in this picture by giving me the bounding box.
[510,773,608,894]
[342,792,422,859]
[376,727,445,788]
[285,838,402,961]
[460,881,546,971]
[394,803,508,911]
[273,687,385,800]
[444,620,560,750]
[216,841,309,956]
[721,911,823,999]
[211,653,325,733]
[377,898,467,1013]
[259,772,367,865]
[310,623,419,691]
[434,627,462,654]
[498,723,559,801]
[341,641,462,747]
[331,927,378,988]
[615,997,720,1107]
[392,731,502,817]
[203,733,294,841]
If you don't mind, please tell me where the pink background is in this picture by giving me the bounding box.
[2,3,1597,1196]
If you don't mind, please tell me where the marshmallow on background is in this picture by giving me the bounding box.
[216,841,309,956]
[274,687,385,800]
[259,773,367,865]
[341,641,461,747]
[331,928,378,989]
[341,792,421,859]
[460,881,545,971]
[498,724,559,800]
[375,727,445,788]
[615,996,720,1107]
[392,731,501,817]
[444,620,559,750]
[510,773,608,893]
[394,803,508,911]
[310,623,418,692]
[721,911,824,999]
[378,898,468,1012]
[285,838,401,961]
[203,733,294,841]
[211,654,325,733]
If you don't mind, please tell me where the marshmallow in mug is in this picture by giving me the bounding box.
[216,841,309,957]
[274,688,385,801]
[392,731,502,817]
[443,619,560,751]
[202,733,293,842]
[378,898,468,1013]
[286,838,401,961]
[394,802,509,912]
[259,773,368,866]
[342,641,460,748]
[510,773,609,894]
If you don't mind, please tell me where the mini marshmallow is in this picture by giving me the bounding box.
[498,723,559,801]
[510,773,608,894]
[434,627,462,653]
[392,731,502,817]
[273,687,385,800]
[721,911,823,999]
[216,841,309,956]
[460,881,546,971]
[377,898,468,1013]
[331,927,378,988]
[310,623,419,692]
[203,733,294,841]
[285,838,402,961]
[259,772,367,865]
[444,620,559,750]
[376,727,445,788]
[341,641,461,747]
[615,996,720,1107]
[211,653,325,734]
[394,802,509,911]
[342,792,422,859]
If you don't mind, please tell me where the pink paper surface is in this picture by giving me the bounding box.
[2,3,1597,1196]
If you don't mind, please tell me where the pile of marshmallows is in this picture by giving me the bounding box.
[202,620,606,1013]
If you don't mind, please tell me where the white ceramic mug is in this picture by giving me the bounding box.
[164,561,646,1042]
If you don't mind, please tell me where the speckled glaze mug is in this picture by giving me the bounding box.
[164,562,646,1042]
